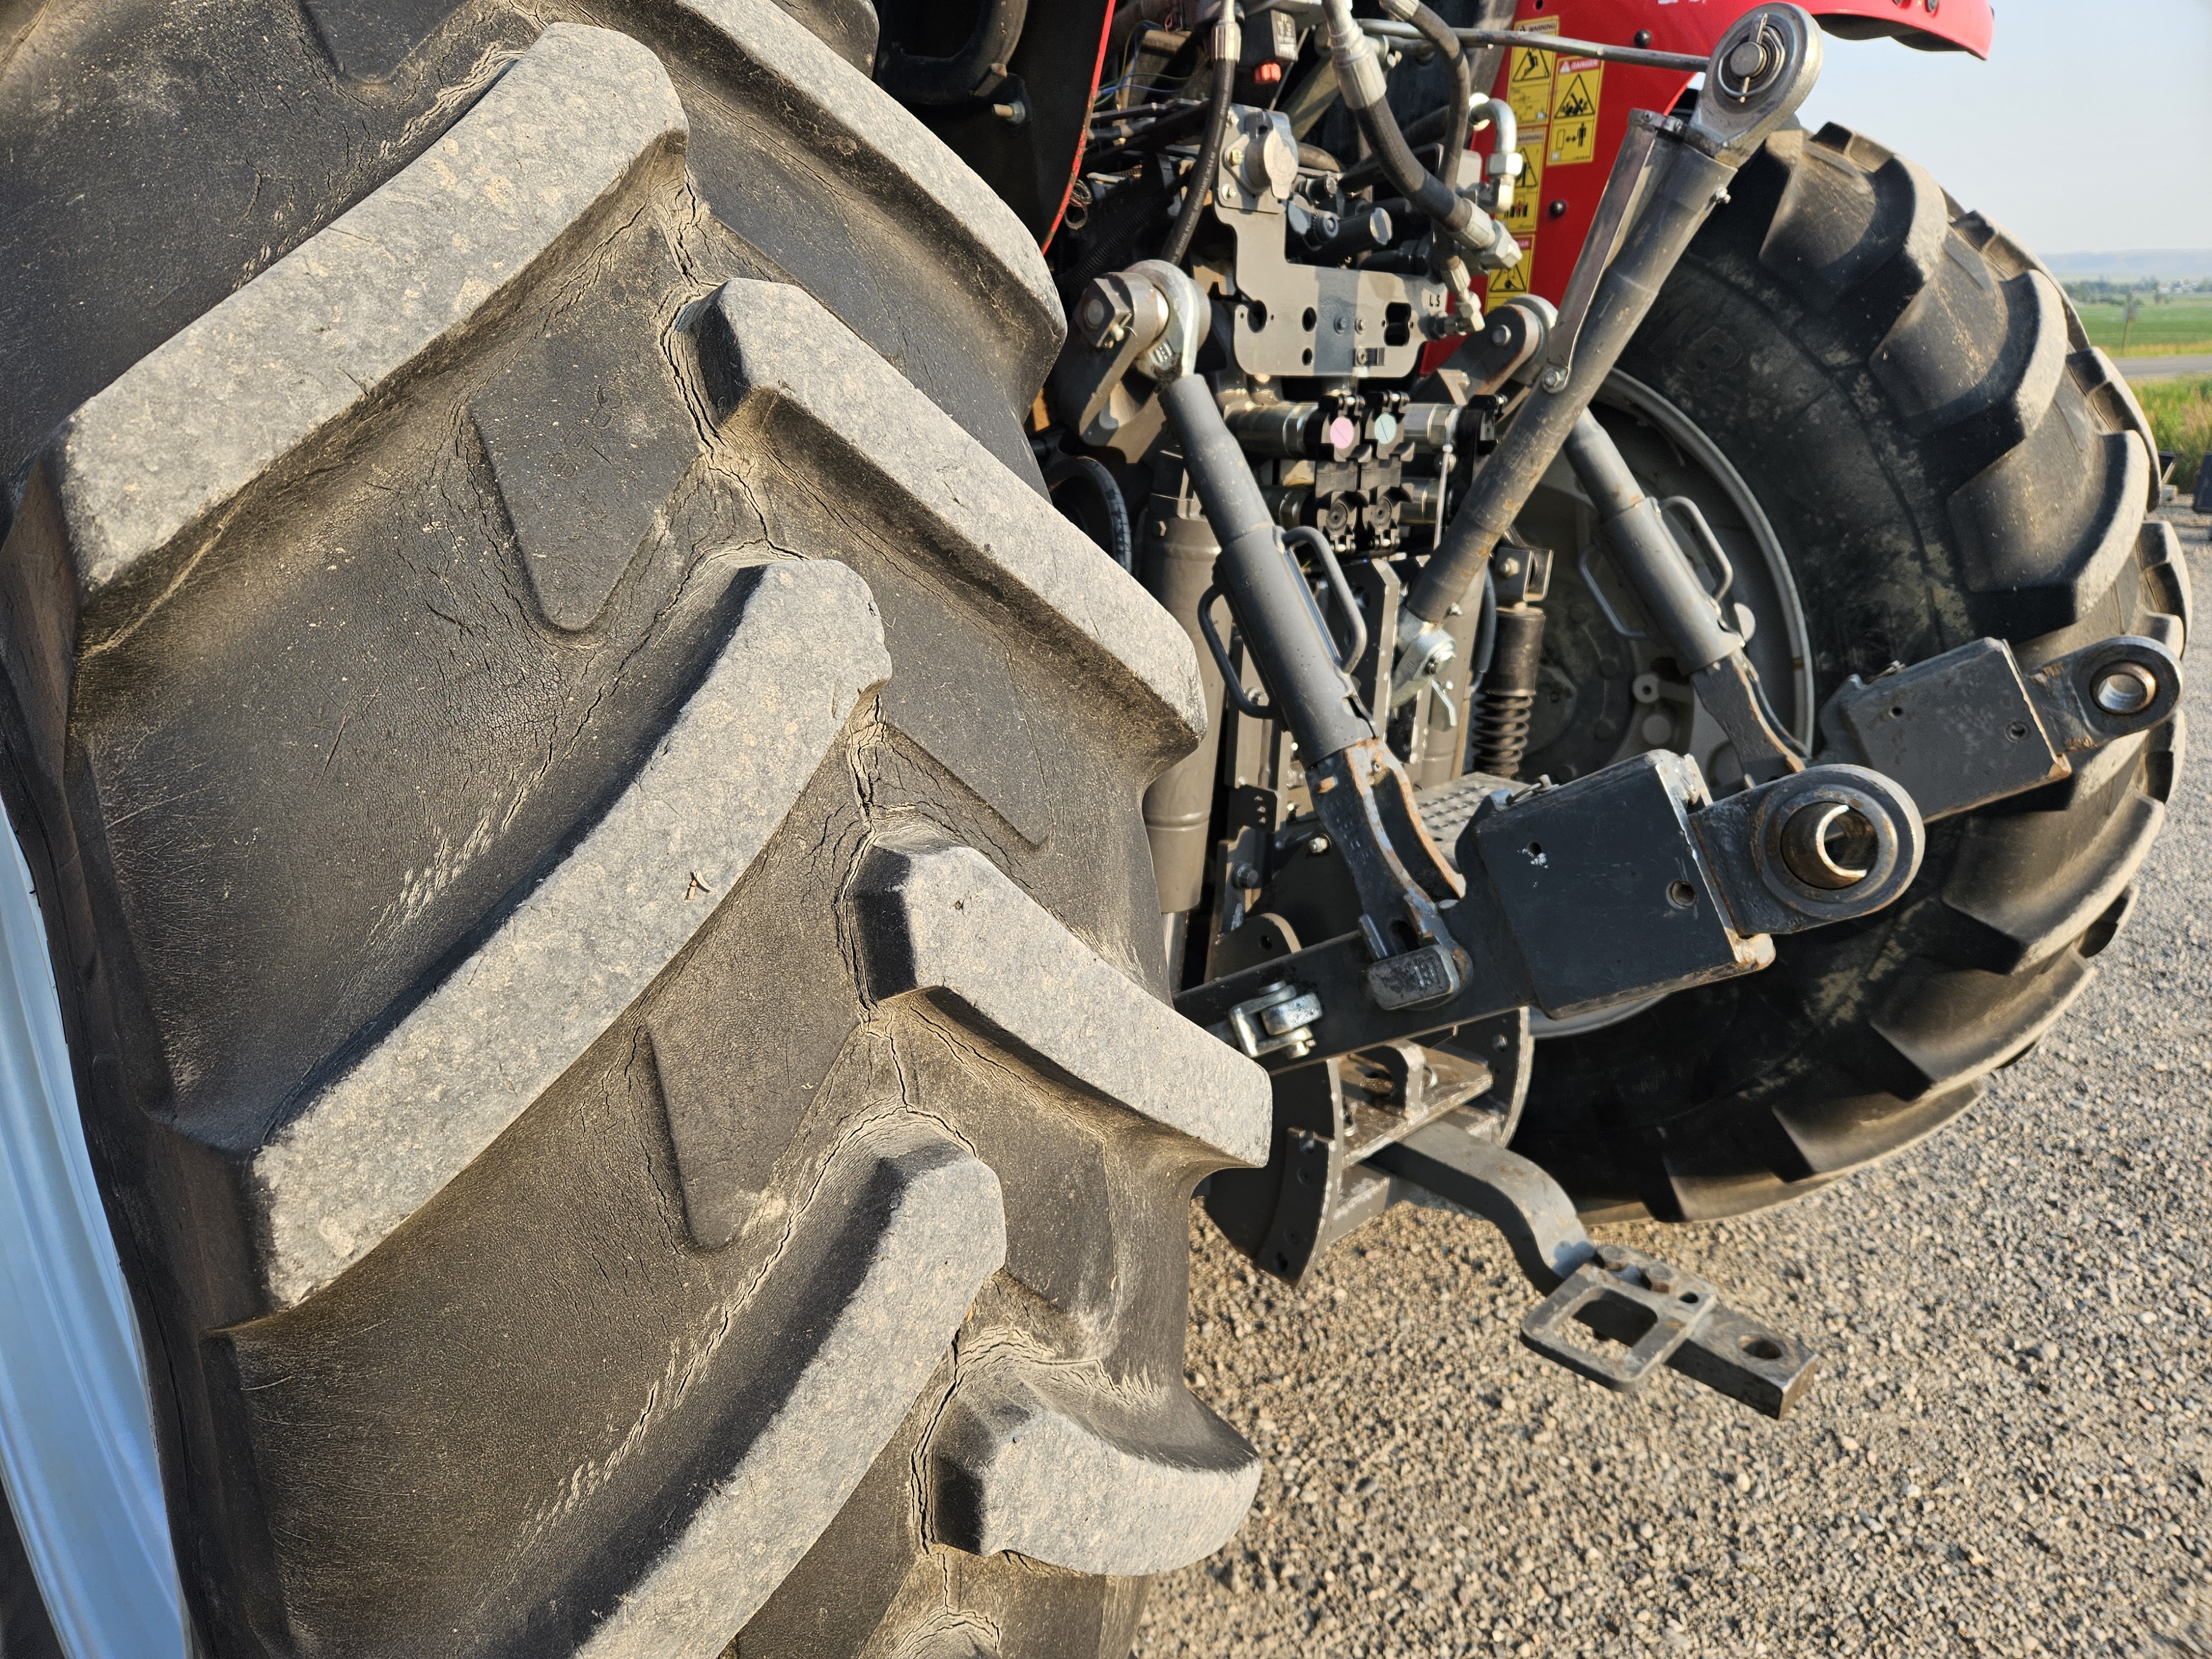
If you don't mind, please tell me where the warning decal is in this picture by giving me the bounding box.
[1504,17,1559,127]
[1488,246,1533,298]
[1547,58,1603,165]
[1501,141,1543,239]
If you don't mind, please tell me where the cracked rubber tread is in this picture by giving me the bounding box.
[1514,123,2181,1224]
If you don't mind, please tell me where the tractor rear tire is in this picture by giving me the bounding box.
[1511,123,2189,1222]
[0,6,1266,1655]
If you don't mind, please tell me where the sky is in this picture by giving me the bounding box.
[1792,0,2212,263]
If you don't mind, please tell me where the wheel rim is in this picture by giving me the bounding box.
[0,829,185,1658]
[1516,370,1815,1039]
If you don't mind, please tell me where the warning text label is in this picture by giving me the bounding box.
[1547,58,1604,165]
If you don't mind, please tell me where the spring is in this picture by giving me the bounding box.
[1470,687,1536,776]
[1468,604,1547,778]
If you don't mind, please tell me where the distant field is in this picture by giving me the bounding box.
[2138,375,2212,484]
[2073,298,2212,357]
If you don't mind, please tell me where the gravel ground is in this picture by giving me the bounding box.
[1142,506,2212,1659]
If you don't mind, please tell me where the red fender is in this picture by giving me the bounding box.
[1474,0,1990,311]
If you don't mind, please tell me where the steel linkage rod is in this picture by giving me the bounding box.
[1358,17,1708,73]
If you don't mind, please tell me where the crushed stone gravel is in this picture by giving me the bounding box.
[1142,507,2212,1659]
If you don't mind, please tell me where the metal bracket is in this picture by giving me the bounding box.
[1522,1246,1717,1393]
[1206,1030,1511,1288]
[1213,980,1325,1061]
[1178,749,1924,1065]
[1680,5,1825,163]
[1817,633,2183,821]
[1368,1117,1818,1417]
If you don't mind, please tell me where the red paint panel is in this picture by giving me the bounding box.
[1809,0,1990,57]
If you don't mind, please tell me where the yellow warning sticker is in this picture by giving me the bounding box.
[1504,17,1559,127]
[1488,244,1533,298]
[1548,58,1604,164]
[1500,140,1543,240]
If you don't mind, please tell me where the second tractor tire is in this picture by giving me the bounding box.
[1511,122,2189,1222]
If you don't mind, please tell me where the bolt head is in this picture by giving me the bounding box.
[1077,279,1135,349]
[1489,324,1511,345]
[1306,834,1331,857]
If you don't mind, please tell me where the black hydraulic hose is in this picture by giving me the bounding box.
[1336,106,1448,192]
[1320,0,1498,258]
[1297,141,1343,175]
[1468,563,1499,691]
[1159,4,1241,268]
[1392,0,1475,188]
[1042,453,1135,572]
[1347,72,1466,238]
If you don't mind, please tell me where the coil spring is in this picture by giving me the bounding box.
[1470,687,1536,777]
[1469,604,1548,779]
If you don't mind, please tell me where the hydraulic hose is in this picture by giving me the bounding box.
[1042,452,1135,572]
[1318,0,1510,264]
[1339,98,1514,195]
[1468,562,1499,692]
[1382,0,1475,188]
[1159,3,1241,268]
